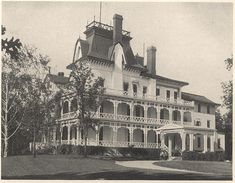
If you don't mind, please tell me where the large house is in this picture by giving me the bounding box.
[44,14,225,157]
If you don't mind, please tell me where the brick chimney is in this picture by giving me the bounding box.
[113,14,123,45]
[58,72,64,77]
[147,46,157,75]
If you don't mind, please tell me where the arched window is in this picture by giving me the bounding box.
[71,99,77,112]
[63,101,69,114]
[172,110,181,121]
[160,108,169,120]
[183,111,192,122]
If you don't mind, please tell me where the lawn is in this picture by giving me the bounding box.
[1,154,129,178]
[154,160,232,175]
[1,155,232,180]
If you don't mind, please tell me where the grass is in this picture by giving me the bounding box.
[1,155,232,180]
[1,154,128,177]
[154,160,232,175]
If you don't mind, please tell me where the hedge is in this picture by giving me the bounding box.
[39,144,160,159]
[182,151,225,161]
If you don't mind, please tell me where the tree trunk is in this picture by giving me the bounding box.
[33,126,36,158]
[84,128,88,158]
[3,80,9,158]
[3,124,8,158]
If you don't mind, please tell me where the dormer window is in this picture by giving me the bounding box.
[174,91,178,100]
[156,88,160,96]
[123,82,129,95]
[143,86,147,97]
[133,84,137,97]
[198,103,201,112]
[166,90,170,100]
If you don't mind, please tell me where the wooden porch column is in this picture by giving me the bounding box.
[180,132,186,152]
[113,127,118,146]
[180,110,184,125]
[67,125,71,144]
[210,135,215,152]
[130,102,134,121]
[203,134,208,153]
[129,128,133,144]
[189,133,194,151]
[144,128,148,148]
[53,126,56,144]
[168,135,173,158]
[169,108,173,122]
[76,126,79,145]
[160,132,165,148]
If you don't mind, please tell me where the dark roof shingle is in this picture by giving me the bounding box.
[181,92,220,105]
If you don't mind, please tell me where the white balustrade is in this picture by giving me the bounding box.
[132,142,145,148]
[99,113,115,120]
[104,88,194,107]
[132,116,146,123]
[116,114,130,121]
[160,119,170,124]
[172,120,181,125]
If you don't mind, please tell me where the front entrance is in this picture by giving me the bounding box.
[164,133,182,157]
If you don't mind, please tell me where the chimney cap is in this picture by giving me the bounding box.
[113,14,123,20]
[147,46,157,51]
[58,72,64,77]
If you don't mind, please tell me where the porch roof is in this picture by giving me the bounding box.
[157,124,184,131]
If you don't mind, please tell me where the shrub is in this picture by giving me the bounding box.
[37,145,56,155]
[182,150,225,161]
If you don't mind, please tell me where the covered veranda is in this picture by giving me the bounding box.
[157,124,216,158]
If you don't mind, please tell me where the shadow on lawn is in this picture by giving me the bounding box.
[2,170,232,180]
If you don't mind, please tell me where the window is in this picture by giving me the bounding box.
[156,88,160,96]
[207,105,210,114]
[198,103,201,112]
[174,91,178,99]
[143,86,147,96]
[207,137,211,149]
[133,84,137,95]
[197,137,201,148]
[207,120,210,128]
[195,120,201,126]
[166,90,170,99]
[218,139,221,149]
[123,82,129,92]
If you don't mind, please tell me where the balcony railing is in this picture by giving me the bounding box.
[61,111,190,126]
[105,88,194,107]
[61,139,160,149]
[86,21,131,37]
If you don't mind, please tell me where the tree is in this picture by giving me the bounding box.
[2,25,22,60]
[221,56,233,160]
[1,44,50,157]
[215,109,225,133]
[68,61,105,157]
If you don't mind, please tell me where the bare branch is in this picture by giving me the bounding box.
[7,122,21,140]
[1,131,6,137]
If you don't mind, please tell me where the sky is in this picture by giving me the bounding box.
[2,2,233,113]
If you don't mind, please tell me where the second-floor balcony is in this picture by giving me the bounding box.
[105,88,194,107]
[60,111,192,127]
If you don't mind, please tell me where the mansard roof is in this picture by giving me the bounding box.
[46,74,69,85]
[181,92,220,105]
[68,20,189,85]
